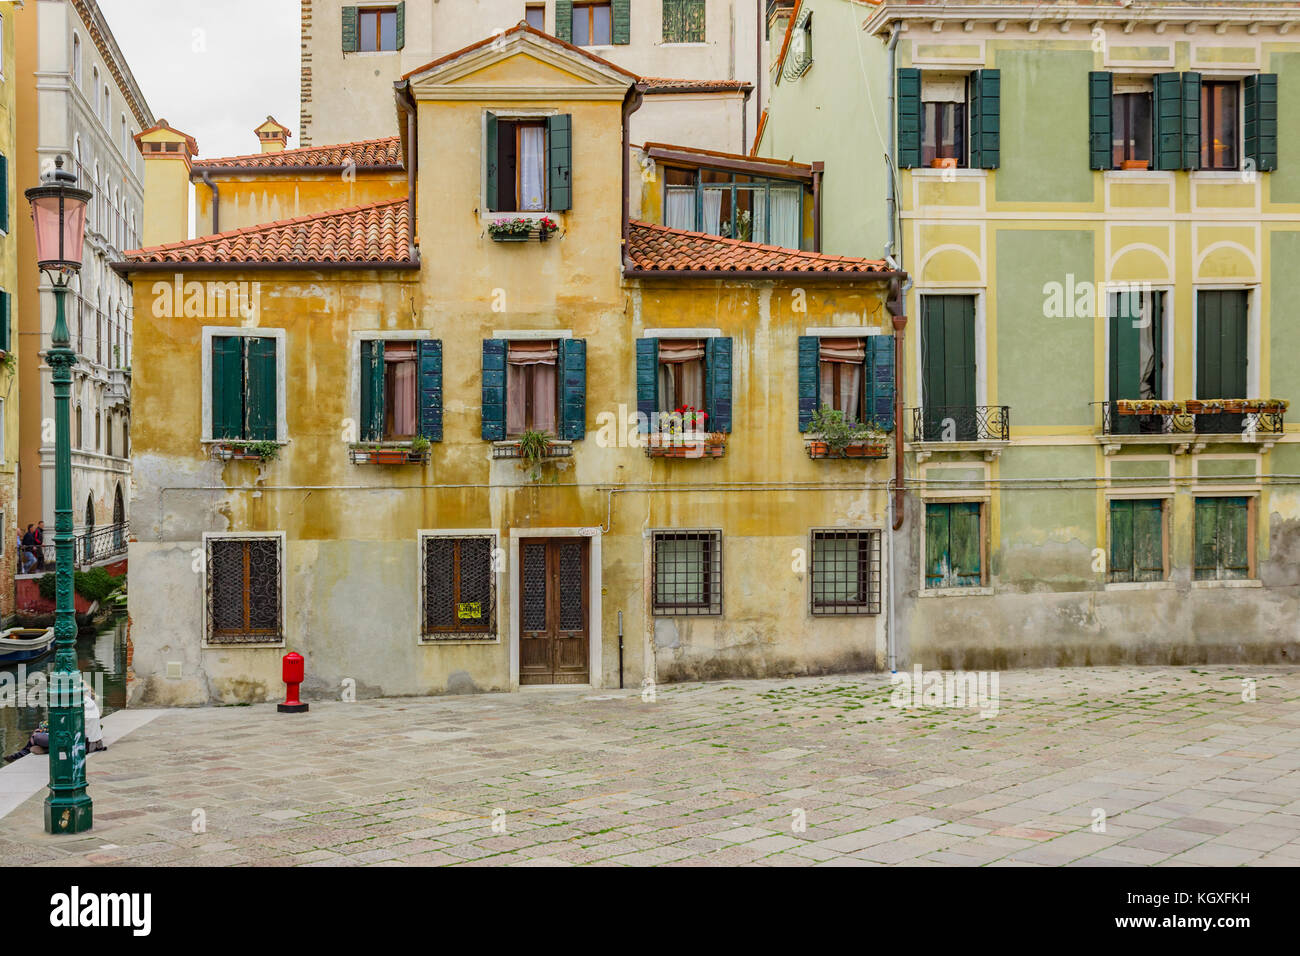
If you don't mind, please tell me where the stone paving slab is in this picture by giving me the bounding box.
[0,667,1298,866]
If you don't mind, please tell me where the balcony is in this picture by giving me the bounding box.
[1091,400,1286,455]
[907,406,1011,462]
[104,367,131,410]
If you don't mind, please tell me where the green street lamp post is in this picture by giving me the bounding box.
[25,156,93,834]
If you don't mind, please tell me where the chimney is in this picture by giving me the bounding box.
[255,116,292,154]
[135,119,197,247]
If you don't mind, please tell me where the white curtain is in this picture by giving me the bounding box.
[769,187,801,249]
[665,187,696,231]
[702,187,725,236]
[519,127,546,211]
[1139,297,1157,399]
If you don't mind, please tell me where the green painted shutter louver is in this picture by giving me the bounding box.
[704,336,732,433]
[866,334,895,432]
[211,335,243,439]
[612,0,631,44]
[926,502,981,588]
[0,155,9,233]
[558,338,586,440]
[245,337,278,442]
[1245,74,1278,173]
[395,2,405,50]
[1109,500,1134,583]
[797,335,819,431]
[547,114,572,211]
[921,296,976,440]
[341,6,359,52]
[1197,290,1248,400]
[481,339,506,440]
[360,339,384,441]
[1193,498,1219,580]
[1109,499,1163,583]
[0,292,10,353]
[636,338,658,433]
[485,112,499,212]
[1089,72,1113,170]
[555,0,573,42]
[418,340,443,441]
[968,69,1000,169]
[897,68,922,170]
[1195,497,1250,581]
[1182,72,1202,171]
[1153,73,1183,170]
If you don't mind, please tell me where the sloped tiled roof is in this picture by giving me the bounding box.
[641,77,752,94]
[192,136,404,171]
[122,199,411,266]
[626,221,892,276]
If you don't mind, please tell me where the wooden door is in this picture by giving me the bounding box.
[921,295,977,440]
[519,538,589,685]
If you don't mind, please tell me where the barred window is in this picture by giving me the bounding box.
[652,530,722,615]
[422,534,496,639]
[811,530,881,615]
[206,536,282,644]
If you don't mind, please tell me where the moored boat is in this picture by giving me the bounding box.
[0,626,56,664]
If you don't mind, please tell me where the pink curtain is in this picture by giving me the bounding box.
[507,341,558,435]
[658,339,706,415]
[818,337,865,422]
[385,345,418,437]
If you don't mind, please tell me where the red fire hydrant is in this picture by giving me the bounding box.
[277,652,309,713]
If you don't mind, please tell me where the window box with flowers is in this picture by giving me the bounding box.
[211,440,281,462]
[645,406,727,458]
[488,216,558,243]
[349,436,431,465]
[804,407,889,460]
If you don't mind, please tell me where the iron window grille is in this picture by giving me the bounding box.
[422,534,497,639]
[652,530,722,615]
[810,530,882,615]
[206,536,283,645]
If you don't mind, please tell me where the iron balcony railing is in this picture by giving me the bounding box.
[25,522,129,574]
[909,406,1011,443]
[1091,401,1286,437]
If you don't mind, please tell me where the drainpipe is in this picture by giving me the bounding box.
[621,83,645,269]
[396,83,419,259]
[885,22,901,262]
[755,0,763,138]
[811,162,823,252]
[887,278,908,676]
[199,170,219,234]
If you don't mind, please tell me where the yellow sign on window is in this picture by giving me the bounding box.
[457,602,482,620]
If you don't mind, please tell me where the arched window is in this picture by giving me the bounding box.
[72,34,82,85]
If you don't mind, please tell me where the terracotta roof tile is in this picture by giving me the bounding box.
[122,199,411,266]
[641,77,753,94]
[626,221,892,276]
[192,136,404,171]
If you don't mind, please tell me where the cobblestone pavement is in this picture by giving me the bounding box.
[2,667,1299,866]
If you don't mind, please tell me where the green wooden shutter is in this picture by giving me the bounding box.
[951,502,982,586]
[211,336,244,439]
[1219,497,1250,580]
[1133,499,1164,582]
[0,155,9,233]
[704,336,732,433]
[1197,290,1247,400]
[866,334,895,431]
[481,339,506,440]
[341,6,359,53]
[1089,72,1114,170]
[1245,74,1278,173]
[395,2,405,50]
[558,338,586,440]
[360,339,385,441]
[547,114,572,212]
[922,296,976,439]
[925,503,950,588]
[1193,497,1218,581]
[897,68,922,169]
[485,112,500,212]
[555,0,573,42]
[969,69,1000,169]
[418,340,443,442]
[0,292,10,353]
[636,338,658,433]
[1182,72,1202,171]
[612,0,630,44]
[1153,73,1183,171]
[797,335,819,432]
[1109,500,1135,583]
[245,337,278,442]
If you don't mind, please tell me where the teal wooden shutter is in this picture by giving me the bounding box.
[612,0,630,44]
[897,68,922,169]
[1193,497,1218,580]
[969,69,1000,169]
[211,336,244,439]
[558,338,586,440]
[1153,73,1183,170]
[636,338,658,433]
[395,2,405,50]
[925,503,950,588]
[797,335,819,431]
[1109,500,1134,583]
[704,336,732,433]
[922,296,976,439]
[1132,499,1164,582]
[341,6,359,52]
[485,112,499,212]
[0,155,8,233]
[418,339,443,442]
[1245,74,1278,173]
[0,292,10,353]
[1218,497,1250,580]
[555,0,573,42]
[360,339,385,441]
[950,502,981,586]
[245,337,278,442]
[481,339,506,440]
[547,114,572,211]
[866,334,895,431]
[1197,290,1247,399]
[1182,72,1202,171]
[1089,72,1113,170]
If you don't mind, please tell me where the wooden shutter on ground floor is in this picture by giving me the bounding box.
[1110,499,1163,583]
[418,339,443,441]
[704,336,732,433]
[360,338,385,441]
[244,337,278,442]
[1195,496,1250,581]
[1089,71,1113,170]
[797,335,819,431]
[897,68,922,169]
[482,339,506,440]
[636,338,658,433]
[865,334,895,431]
[968,69,1000,169]
[558,338,586,440]
[1245,73,1278,173]
[1153,73,1183,171]
[547,114,572,211]
[211,335,244,439]
[925,502,982,588]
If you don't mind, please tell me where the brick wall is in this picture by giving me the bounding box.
[300,0,313,145]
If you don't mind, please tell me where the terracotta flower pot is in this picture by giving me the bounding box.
[1121,159,1149,171]
[931,157,958,169]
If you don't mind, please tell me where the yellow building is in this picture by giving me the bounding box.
[0,6,18,617]
[117,25,903,704]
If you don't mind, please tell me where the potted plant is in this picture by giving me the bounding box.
[516,428,552,480]
[1184,399,1205,414]
[488,217,557,242]
[806,407,886,459]
[1121,159,1149,171]
[409,435,432,461]
[1222,398,1247,413]
[931,157,958,169]
[215,440,279,462]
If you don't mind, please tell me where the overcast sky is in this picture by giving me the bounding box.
[99,0,300,161]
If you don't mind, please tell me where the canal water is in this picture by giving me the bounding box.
[0,614,127,759]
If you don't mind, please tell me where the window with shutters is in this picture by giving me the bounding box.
[1108,499,1166,584]
[1194,497,1253,581]
[924,502,984,589]
[0,289,11,353]
[1196,289,1249,435]
[899,70,999,170]
[1108,290,1165,435]
[662,166,804,247]
[810,530,881,615]
[351,5,403,52]
[357,337,442,443]
[573,2,613,45]
[637,336,732,434]
[921,76,967,168]
[420,533,497,639]
[204,330,282,442]
[652,530,722,615]
[482,337,587,441]
[1201,80,1240,171]
[485,113,572,213]
[205,534,284,645]
[920,295,978,441]
[663,0,705,43]
[799,335,895,431]
[1112,83,1153,167]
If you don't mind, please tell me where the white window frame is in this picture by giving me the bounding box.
[417,529,501,644]
[201,531,287,649]
[200,326,288,443]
